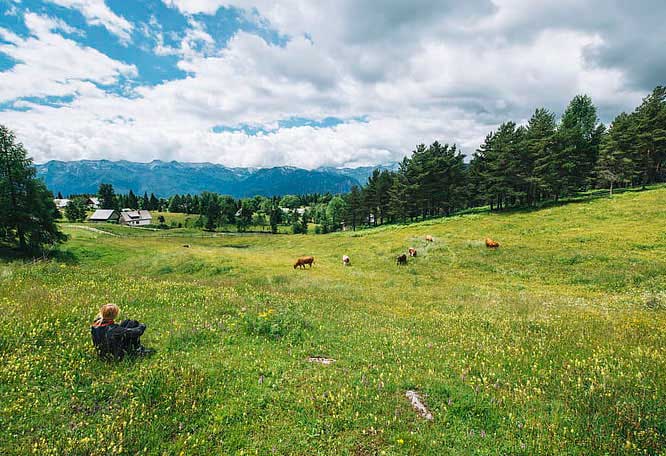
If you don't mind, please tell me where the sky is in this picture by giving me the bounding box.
[0,0,663,168]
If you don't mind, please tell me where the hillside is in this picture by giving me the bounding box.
[1,187,665,454]
[34,160,390,197]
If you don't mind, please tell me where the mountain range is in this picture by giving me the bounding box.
[35,160,399,198]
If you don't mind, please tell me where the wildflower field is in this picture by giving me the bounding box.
[1,188,666,455]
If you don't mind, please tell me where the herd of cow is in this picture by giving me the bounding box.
[293,235,501,269]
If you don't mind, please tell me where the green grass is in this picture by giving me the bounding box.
[2,188,666,454]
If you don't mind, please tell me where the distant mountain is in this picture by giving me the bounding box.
[316,163,401,186]
[35,160,398,198]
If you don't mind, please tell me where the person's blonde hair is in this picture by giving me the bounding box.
[96,303,120,321]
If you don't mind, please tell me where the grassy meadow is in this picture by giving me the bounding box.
[2,187,666,455]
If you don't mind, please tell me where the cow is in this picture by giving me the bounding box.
[342,255,351,266]
[425,235,434,243]
[485,238,500,249]
[294,256,315,269]
[182,244,191,248]
[408,247,417,257]
[396,253,408,265]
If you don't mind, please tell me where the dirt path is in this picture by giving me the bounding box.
[62,224,120,237]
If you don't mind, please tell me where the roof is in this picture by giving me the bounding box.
[88,197,100,204]
[89,209,118,220]
[53,198,70,208]
[119,210,152,222]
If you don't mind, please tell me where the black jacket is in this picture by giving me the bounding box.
[91,319,146,360]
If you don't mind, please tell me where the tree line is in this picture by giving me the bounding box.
[340,86,666,229]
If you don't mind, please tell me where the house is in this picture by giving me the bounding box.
[53,198,70,209]
[86,197,100,209]
[89,209,120,223]
[280,207,308,215]
[119,210,152,226]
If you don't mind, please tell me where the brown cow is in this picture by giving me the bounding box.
[485,238,500,249]
[294,256,315,269]
[408,247,417,257]
[396,253,408,265]
[425,235,434,242]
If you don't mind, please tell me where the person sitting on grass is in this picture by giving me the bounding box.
[91,304,154,360]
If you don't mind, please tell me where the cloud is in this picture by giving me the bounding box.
[0,13,137,103]
[46,0,133,43]
[0,1,663,169]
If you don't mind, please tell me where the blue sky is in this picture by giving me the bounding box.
[0,0,663,167]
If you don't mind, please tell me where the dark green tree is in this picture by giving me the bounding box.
[64,197,88,222]
[140,192,150,210]
[149,193,159,211]
[596,112,638,195]
[344,185,363,230]
[633,86,666,186]
[235,200,253,232]
[0,125,67,251]
[168,194,182,213]
[556,94,601,193]
[127,190,138,209]
[98,183,118,210]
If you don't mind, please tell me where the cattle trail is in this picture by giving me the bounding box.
[62,224,119,237]
[405,390,433,420]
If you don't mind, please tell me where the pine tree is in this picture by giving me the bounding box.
[527,108,557,205]
[596,112,638,195]
[127,190,138,209]
[149,193,159,211]
[0,125,66,251]
[633,86,666,186]
[557,95,601,193]
[98,183,118,210]
[344,185,362,230]
[269,196,281,234]
[168,194,182,213]
[205,195,221,231]
[140,192,150,210]
[387,171,409,222]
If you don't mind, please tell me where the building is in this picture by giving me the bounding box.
[119,210,153,226]
[89,209,120,223]
[53,198,70,209]
[86,197,100,209]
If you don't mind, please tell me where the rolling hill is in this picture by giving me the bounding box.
[1,185,665,454]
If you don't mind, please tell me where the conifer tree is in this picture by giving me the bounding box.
[0,125,66,251]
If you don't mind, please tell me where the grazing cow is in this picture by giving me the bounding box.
[342,255,351,266]
[425,235,434,243]
[485,238,500,249]
[396,253,408,265]
[183,244,191,248]
[294,256,315,269]
[408,247,417,257]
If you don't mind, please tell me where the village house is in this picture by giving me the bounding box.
[86,197,100,209]
[53,198,70,210]
[119,210,153,226]
[89,209,120,223]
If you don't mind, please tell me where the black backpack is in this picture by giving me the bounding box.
[91,320,145,360]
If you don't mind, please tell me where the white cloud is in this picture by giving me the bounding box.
[0,2,658,168]
[0,13,137,103]
[46,0,133,43]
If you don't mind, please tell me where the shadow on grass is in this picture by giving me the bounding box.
[0,244,79,264]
